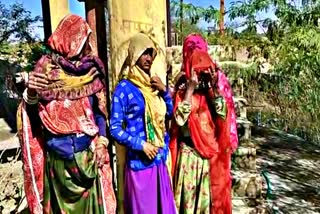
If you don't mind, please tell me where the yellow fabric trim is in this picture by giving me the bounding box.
[128,65,166,147]
[45,63,97,90]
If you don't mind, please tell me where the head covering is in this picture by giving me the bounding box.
[176,33,238,151]
[123,33,166,148]
[170,34,238,214]
[184,49,216,78]
[48,14,92,59]
[126,33,157,67]
[183,33,208,57]
[34,15,105,102]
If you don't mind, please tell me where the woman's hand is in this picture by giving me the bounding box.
[187,69,198,91]
[27,72,49,95]
[209,67,218,87]
[150,76,166,92]
[95,136,109,167]
[174,71,186,84]
[183,69,198,103]
[143,143,159,160]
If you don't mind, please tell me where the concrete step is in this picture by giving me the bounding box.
[232,170,264,199]
[233,146,257,170]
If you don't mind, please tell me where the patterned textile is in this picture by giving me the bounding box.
[174,101,192,127]
[18,100,116,214]
[39,96,99,136]
[17,103,45,213]
[38,14,106,102]
[35,55,105,102]
[174,143,210,214]
[127,66,166,147]
[48,14,91,59]
[123,33,166,148]
[17,14,116,214]
[110,80,173,170]
[169,34,238,214]
[43,150,104,213]
[174,98,226,137]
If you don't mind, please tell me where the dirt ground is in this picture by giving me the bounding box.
[0,155,24,214]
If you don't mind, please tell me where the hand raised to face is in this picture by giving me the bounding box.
[150,76,166,92]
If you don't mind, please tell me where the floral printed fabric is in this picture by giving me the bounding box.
[174,101,192,127]
[174,143,211,214]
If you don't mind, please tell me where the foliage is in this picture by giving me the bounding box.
[0,2,43,104]
[23,42,51,72]
[172,20,206,43]
[271,25,320,142]
[170,0,220,44]
[0,0,42,75]
[170,0,220,25]
[228,0,320,143]
[0,1,42,50]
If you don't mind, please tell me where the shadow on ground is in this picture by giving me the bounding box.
[252,126,320,214]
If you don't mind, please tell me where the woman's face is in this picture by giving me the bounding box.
[78,40,91,58]
[136,48,154,74]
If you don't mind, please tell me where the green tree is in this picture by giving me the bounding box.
[229,0,320,143]
[0,1,42,53]
[170,0,220,43]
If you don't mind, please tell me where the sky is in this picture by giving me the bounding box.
[3,0,276,39]
[2,0,86,39]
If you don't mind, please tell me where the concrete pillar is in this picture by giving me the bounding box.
[41,0,70,41]
[79,0,109,118]
[78,0,107,62]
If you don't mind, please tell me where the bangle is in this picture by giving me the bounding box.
[23,89,39,105]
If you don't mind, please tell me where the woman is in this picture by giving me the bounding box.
[17,14,116,214]
[109,33,176,214]
[170,34,238,214]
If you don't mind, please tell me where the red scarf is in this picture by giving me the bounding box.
[170,50,219,162]
[170,34,234,214]
[48,14,91,59]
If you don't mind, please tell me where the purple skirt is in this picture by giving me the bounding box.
[124,162,177,214]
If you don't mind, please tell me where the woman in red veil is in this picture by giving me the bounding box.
[170,34,238,214]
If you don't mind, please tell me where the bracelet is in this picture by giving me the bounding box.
[23,89,39,105]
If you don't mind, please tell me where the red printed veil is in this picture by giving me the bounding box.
[48,14,91,59]
[176,50,219,158]
[169,34,238,214]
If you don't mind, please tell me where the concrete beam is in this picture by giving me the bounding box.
[41,0,70,41]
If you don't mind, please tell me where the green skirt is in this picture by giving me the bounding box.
[174,143,211,214]
[43,149,105,214]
